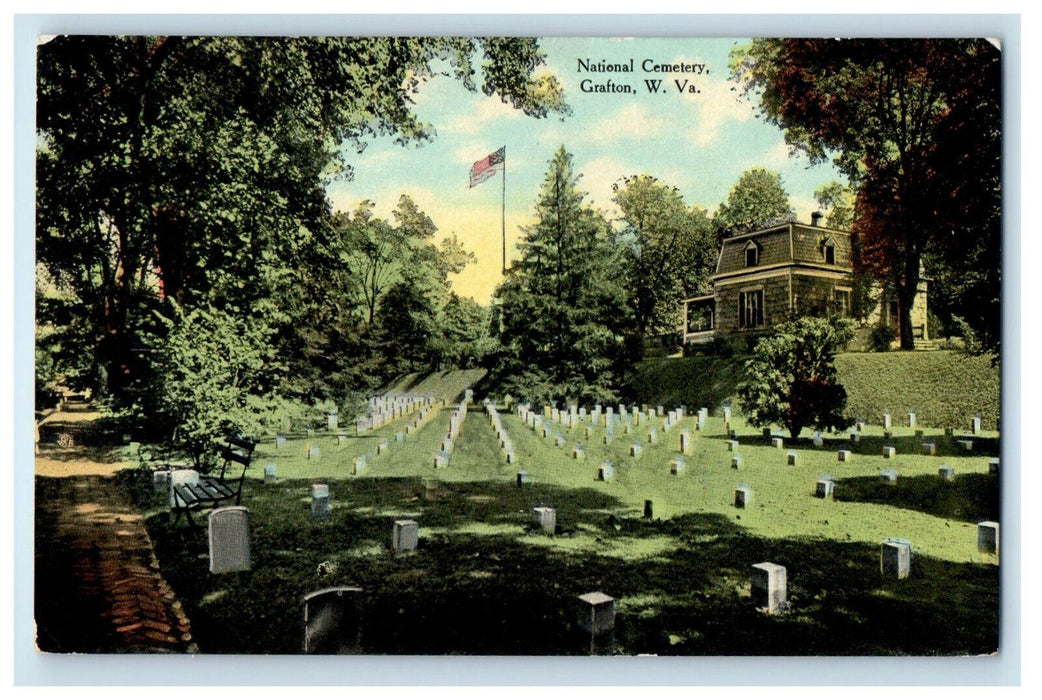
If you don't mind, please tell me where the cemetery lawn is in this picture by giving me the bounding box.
[136,403,999,655]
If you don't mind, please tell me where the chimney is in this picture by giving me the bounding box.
[810,211,823,227]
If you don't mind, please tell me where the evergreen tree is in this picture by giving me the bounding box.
[495,147,626,404]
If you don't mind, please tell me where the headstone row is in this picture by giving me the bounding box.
[434,396,471,468]
[485,401,516,464]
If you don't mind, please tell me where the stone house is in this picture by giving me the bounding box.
[681,220,929,347]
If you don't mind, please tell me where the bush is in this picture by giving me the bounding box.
[738,317,854,439]
[869,325,898,352]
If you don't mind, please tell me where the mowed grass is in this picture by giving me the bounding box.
[138,400,1000,655]
[836,351,1001,432]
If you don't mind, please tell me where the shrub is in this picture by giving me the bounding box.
[738,317,854,439]
[869,325,898,352]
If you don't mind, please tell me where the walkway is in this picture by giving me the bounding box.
[34,403,195,653]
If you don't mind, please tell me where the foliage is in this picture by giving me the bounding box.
[140,303,288,468]
[813,181,856,229]
[494,146,628,404]
[612,174,717,357]
[869,325,898,352]
[949,315,982,355]
[712,167,795,240]
[35,36,565,401]
[732,39,1001,352]
[738,317,855,438]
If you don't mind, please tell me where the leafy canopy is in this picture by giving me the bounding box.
[738,317,854,439]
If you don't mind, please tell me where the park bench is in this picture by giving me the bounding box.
[170,434,256,526]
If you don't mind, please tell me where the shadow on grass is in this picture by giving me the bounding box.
[135,473,999,656]
[833,473,999,523]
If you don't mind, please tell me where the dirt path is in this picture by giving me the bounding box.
[34,404,195,653]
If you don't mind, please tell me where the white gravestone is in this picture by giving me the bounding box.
[938,465,954,481]
[533,506,556,535]
[883,412,892,430]
[264,462,277,484]
[311,483,330,520]
[772,437,785,449]
[671,456,685,475]
[327,412,338,431]
[577,592,615,635]
[881,468,898,484]
[598,462,614,482]
[735,485,752,508]
[883,445,896,458]
[881,538,912,579]
[838,450,852,462]
[352,455,367,476]
[308,444,320,460]
[751,562,787,613]
[787,451,798,466]
[977,521,999,554]
[731,455,742,469]
[816,478,835,498]
[392,519,419,553]
[630,442,642,458]
[680,430,692,455]
[303,586,363,654]
[208,506,250,574]
[922,442,936,456]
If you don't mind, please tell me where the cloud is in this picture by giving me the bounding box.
[440,93,527,136]
[575,155,631,218]
[584,102,670,145]
[653,54,758,147]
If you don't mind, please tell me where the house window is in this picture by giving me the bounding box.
[821,238,836,265]
[834,289,850,316]
[739,290,764,328]
[744,241,759,267]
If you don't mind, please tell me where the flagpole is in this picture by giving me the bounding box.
[501,148,507,275]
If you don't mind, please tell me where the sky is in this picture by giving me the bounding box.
[326,37,846,304]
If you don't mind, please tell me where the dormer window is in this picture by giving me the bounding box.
[744,241,760,267]
[821,237,837,265]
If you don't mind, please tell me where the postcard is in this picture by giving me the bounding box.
[31,30,1006,667]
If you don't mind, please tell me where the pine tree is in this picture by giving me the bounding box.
[496,146,626,404]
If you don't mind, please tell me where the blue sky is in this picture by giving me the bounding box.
[325,37,847,303]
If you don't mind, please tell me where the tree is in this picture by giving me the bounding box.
[713,168,795,241]
[813,181,856,230]
[612,175,717,358]
[732,39,1001,351]
[738,317,854,439]
[36,36,565,399]
[143,303,286,469]
[495,146,626,404]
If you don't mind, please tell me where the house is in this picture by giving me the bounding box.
[681,220,929,347]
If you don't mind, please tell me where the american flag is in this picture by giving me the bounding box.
[469,146,505,188]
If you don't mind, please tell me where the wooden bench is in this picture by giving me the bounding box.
[171,435,256,526]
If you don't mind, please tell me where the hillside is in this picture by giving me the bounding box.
[629,350,1000,430]
[379,368,488,402]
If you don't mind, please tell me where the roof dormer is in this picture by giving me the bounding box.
[744,240,760,268]
[820,236,837,265]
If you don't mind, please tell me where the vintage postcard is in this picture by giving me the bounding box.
[31,29,1006,668]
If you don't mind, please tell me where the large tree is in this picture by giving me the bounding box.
[732,39,1001,351]
[613,174,717,357]
[495,146,626,404]
[36,35,565,399]
[712,167,796,241]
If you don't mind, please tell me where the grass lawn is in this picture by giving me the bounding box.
[132,399,1000,655]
